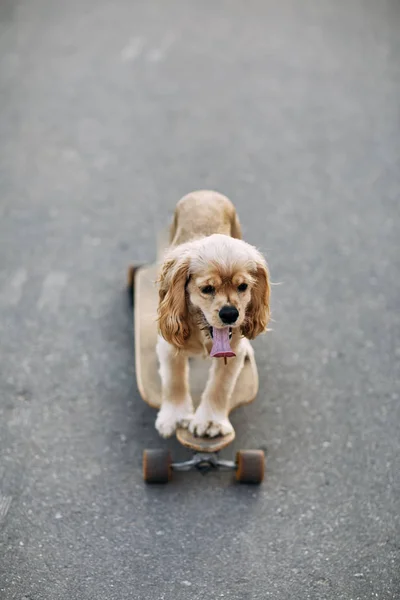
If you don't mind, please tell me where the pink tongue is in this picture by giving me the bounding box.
[210,327,236,358]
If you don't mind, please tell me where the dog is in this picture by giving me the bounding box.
[155,190,270,438]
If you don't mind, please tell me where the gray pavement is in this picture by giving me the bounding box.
[1,1,399,598]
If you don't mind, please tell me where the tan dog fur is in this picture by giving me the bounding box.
[155,191,270,438]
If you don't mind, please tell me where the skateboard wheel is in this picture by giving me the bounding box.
[236,450,265,484]
[143,449,172,483]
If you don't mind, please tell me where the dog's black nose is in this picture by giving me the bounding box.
[219,305,239,324]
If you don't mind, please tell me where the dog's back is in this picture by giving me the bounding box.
[170,190,242,247]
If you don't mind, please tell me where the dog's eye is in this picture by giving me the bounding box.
[201,285,215,295]
[238,283,248,292]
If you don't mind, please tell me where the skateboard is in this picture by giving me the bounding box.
[128,236,265,484]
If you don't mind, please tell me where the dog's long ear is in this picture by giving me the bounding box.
[157,252,191,349]
[242,257,271,339]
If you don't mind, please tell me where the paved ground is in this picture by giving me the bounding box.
[1,1,399,598]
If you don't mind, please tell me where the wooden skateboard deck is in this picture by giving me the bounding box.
[133,263,259,453]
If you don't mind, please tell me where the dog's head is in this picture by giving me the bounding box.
[157,234,270,349]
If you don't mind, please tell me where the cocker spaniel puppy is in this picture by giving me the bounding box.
[156,191,270,438]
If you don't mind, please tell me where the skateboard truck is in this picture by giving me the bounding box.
[143,447,265,484]
[171,453,236,475]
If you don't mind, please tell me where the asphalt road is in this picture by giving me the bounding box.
[1,1,399,598]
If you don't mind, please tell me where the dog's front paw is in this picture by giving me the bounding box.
[155,401,193,438]
[188,405,234,438]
